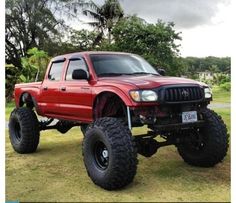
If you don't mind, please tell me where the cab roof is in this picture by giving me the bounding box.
[51,51,133,62]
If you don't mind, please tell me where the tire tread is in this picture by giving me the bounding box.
[177,108,229,167]
[83,117,138,190]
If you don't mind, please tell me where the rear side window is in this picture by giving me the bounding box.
[48,62,64,81]
[66,59,88,80]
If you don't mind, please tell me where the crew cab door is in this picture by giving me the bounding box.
[58,56,93,122]
[38,57,66,115]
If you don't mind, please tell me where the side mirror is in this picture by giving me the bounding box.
[157,68,166,76]
[72,69,89,80]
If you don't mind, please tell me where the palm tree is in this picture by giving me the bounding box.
[82,0,124,44]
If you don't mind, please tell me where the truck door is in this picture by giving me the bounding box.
[58,56,93,122]
[38,58,66,115]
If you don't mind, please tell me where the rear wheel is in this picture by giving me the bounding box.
[9,107,40,154]
[83,117,138,190]
[177,108,229,167]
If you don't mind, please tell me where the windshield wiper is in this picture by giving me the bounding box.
[97,73,126,77]
[131,72,160,76]
[97,72,160,77]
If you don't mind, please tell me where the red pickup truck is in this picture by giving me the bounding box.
[9,51,228,190]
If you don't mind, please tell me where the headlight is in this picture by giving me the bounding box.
[141,90,158,101]
[204,87,212,99]
[130,90,158,102]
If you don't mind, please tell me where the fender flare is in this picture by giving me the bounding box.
[19,92,42,115]
[93,88,134,107]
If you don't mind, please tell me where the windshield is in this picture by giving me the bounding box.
[90,54,159,77]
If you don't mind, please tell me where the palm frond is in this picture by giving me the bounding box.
[82,9,102,20]
[81,0,101,13]
[87,22,100,27]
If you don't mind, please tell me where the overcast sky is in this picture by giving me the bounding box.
[77,0,233,57]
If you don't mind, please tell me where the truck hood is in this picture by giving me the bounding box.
[98,75,205,89]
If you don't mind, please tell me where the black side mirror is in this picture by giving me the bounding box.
[157,68,166,76]
[72,69,89,80]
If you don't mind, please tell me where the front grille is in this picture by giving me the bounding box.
[163,86,204,103]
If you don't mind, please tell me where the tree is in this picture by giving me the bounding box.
[66,29,100,51]
[181,56,231,76]
[21,47,50,83]
[5,0,82,69]
[110,16,182,75]
[5,64,20,102]
[82,0,124,44]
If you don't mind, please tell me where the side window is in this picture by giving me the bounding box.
[48,62,64,81]
[66,59,88,80]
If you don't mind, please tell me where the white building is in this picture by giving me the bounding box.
[198,71,214,81]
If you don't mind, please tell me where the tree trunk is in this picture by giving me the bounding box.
[108,29,111,44]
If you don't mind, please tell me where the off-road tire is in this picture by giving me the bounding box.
[83,117,138,190]
[9,107,40,154]
[177,108,229,167]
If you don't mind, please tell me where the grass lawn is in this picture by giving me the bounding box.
[212,86,230,103]
[5,87,231,202]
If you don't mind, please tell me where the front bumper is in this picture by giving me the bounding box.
[130,102,208,132]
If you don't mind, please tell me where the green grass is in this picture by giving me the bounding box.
[215,108,231,132]
[5,87,231,202]
[212,86,230,103]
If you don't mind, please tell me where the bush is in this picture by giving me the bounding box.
[220,82,231,92]
[200,79,213,88]
[5,64,20,102]
[213,73,230,85]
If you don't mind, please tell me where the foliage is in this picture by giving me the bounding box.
[200,73,230,86]
[5,0,82,68]
[82,0,124,44]
[109,16,182,75]
[6,47,50,101]
[213,73,230,85]
[181,56,231,76]
[6,0,56,68]
[62,29,101,52]
[21,47,50,83]
[200,79,214,87]
[5,0,84,101]
[5,64,21,102]
[220,82,231,92]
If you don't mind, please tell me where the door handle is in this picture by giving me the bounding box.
[60,87,66,91]
[43,86,48,90]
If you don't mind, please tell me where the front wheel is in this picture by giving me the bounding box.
[177,109,229,167]
[82,117,138,190]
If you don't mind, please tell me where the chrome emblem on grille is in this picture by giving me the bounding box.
[182,90,189,97]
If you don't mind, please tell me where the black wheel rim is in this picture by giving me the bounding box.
[187,129,205,151]
[93,141,109,170]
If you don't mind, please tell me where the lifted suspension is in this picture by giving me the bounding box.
[134,131,176,157]
[39,119,80,134]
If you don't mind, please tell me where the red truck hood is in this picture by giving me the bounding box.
[99,75,204,89]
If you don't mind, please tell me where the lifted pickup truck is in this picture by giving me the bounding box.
[9,51,228,190]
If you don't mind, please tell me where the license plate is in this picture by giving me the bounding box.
[182,111,198,123]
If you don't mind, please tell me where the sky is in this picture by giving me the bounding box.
[77,0,233,57]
